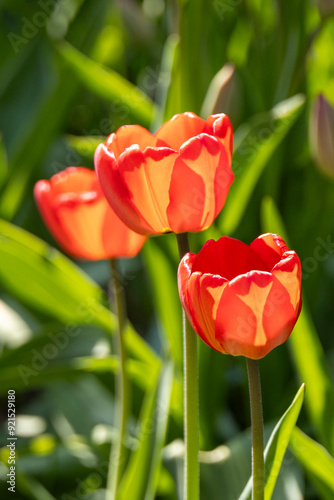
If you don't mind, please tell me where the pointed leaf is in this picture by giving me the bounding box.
[239,384,305,500]
[56,40,157,127]
[117,363,161,500]
[144,361,174,500]
[290,427,334,500]
[65,134,105,162]
[17,472,57,500]
[0,218,112,331]
[0,0,108,221]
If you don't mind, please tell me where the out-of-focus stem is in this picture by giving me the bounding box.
[106,259,130,500]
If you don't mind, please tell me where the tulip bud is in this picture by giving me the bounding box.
[309,94,334,179]
[316,0,334,18]
[201,63,241,124]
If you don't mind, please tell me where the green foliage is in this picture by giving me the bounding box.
[290,427,334,499]
[218,94,305,236]
[261,197,334,454]
[56,40,157,127]
[1,0,334,498]
[0,218,112,330]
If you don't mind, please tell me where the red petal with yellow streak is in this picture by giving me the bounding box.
[216,271,296,359]
[167,134,233,233]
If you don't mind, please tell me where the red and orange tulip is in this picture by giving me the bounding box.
[94,112,234,235]
[34,167,146,260]
[178,233,302,359]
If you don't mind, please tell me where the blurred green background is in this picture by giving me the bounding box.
[1,0,334,499]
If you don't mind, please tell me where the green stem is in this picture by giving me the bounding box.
[246,358,264,500]
[106,259,130,500]
[176,233,199,500]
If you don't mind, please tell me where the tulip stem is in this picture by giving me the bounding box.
[176,233,199,500]
[107,259,130,500]
[246,358,265,500]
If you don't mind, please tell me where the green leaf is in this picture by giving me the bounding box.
[0,135,8,192]
[307,18,334,98]
[56,40,157,128]
[66,134,105,162]
[124,324,161,369]
[290,427,334,500]
[0,345,162,395]
[144,361,174,500]
[0,353,116,394]
[0,218,112,331]
[117,363,162,500]
[0,220,161,387]
[0,0,109,221]
[290,308,334,453]
[261,197,334,453]
[16,472,57,500]
[143,239,183,370]
[153,33,179,128]
[238,384,305,500]
[218,94,305,235]
[260,196,289,242]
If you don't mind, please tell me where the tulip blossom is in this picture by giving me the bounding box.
[178,233,302,359]
[34,167,146,260]
[94,112,234,235]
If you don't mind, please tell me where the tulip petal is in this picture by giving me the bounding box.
[54,196,110,259]
[192,237,269,280]
[34,179,79,256]
[167,134,233,233]
[117,145,178,234]
[250,233,289,270]
[35,168,106,258]
[95,143,156,235]
[155,112,210,151]
[206,114,233,163]
[272,251,302,316]
[46,167,99,197]
[178,252,197,314]
[106,125,162,158]
[35,167,146,260]
[215,271,296,359]
[187,271,228,352]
